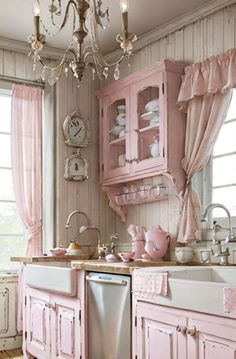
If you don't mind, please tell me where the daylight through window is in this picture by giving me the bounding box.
[0,89,25,269]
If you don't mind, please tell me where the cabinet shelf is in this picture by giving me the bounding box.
[121,194,168,206]
[138,124,160,136]
[109,137,126,146]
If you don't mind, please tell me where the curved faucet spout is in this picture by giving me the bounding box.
[65,210,91,229]
[201,203,234,243]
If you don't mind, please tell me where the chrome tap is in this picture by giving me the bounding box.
[65,210,91,229]
[201,203,234,243]
[79,225,106,260]
[201,203,233,265]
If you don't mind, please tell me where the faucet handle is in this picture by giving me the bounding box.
[111,233,119,242]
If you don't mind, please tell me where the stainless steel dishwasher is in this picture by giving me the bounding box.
[86,272,131,359]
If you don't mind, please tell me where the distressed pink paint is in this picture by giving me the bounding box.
[224,287,236,314]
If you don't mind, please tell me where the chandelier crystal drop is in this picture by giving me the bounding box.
[28,0,137,85]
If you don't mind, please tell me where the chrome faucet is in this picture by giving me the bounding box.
[65,210,91,229]
[79,225,106,260]
[201,203,233,265]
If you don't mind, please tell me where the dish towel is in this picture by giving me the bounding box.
[133,271,168,298]
[223,287,236,314]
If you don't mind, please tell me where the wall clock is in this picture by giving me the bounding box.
[63,110,90,147]
[64,150,88,181]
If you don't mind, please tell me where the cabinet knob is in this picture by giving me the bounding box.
[176,325,187,334]
[187,326,197,336]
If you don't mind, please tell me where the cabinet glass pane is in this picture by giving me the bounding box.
[137,86,160,161]
[212,155,236,187]
[107,99,127,170]
[212,186,236,217]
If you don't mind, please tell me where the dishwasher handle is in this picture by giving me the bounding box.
[86,275,128,286]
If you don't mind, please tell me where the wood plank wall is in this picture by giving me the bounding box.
[0,4,235,255]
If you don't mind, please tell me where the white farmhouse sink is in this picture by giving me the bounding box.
[135,266,236,318]
[25,263,77,296]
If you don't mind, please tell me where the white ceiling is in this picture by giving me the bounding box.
[0,0,213,54]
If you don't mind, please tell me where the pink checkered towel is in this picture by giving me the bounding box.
[224,287,236,314]
[133,271,168,298]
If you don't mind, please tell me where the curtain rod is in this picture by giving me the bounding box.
[0,75,45,88]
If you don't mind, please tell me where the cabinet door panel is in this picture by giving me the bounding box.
[203,338,236,359]
[57,308,75,357]
[188,315,236,359]
[26,288,51,359]
[0,287,9,333]
[130,72,165,174]
[136,302,187,359]
[52,295,81,359]
[102,87,131,180]
[147,321,175,359]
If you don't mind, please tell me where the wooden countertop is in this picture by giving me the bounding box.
[71,259,177,275]
[10,254,90,263]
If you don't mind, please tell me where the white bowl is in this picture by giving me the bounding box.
[110,125,124,136]
[116,113,126,126]
[175,247,193,263]
[117,105,126,113]
[141,111,159,121]
[145,99,159,112]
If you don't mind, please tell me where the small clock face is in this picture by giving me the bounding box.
[63,110,89,147]
[68,117,86,144]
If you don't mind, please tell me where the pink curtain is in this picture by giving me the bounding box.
[11,84,43,331]
[177,49,235,243]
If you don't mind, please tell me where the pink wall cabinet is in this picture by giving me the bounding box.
[25,287,81,359]
[134,302,236,359]
[96,60,186,220]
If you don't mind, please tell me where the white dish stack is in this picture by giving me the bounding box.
[110,104,126,138]
[141,98,159,126]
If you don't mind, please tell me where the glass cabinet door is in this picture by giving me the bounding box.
[102,88,131,180]
[130,72,165,174]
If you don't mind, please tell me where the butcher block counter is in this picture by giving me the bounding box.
[71,259,177,275]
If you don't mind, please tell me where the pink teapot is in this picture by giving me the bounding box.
[127,224,146,259]
[143,225,170,260]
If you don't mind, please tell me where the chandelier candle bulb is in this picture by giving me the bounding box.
[120,0,128,37]
[33,0,41,16]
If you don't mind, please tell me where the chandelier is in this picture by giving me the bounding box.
[28,0,137,85]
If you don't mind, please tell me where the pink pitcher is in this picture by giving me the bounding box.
[143,225,170,260]
[127,224,145,259]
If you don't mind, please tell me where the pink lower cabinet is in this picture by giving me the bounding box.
[25,287,81,359]
[135,302,236,359]
[135,302,187,359]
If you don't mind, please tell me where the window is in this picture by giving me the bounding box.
[0,88,25,269]
[211,89,236,218]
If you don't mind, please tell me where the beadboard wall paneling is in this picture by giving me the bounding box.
[100,4,236,248]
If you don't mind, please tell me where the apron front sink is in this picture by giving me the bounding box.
[25,263,77,296]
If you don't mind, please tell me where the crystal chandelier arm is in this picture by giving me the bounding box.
[49,0,77,31]
[84,46,125,68]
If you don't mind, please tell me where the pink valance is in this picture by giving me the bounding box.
[178,48,236,111]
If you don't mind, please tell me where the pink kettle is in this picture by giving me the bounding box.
[127,224,146,259]
[143,225,170,260]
